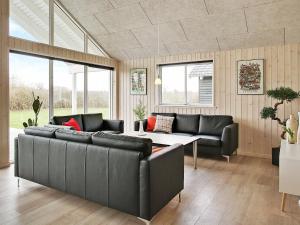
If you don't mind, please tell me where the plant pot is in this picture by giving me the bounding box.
[272,147,280,166]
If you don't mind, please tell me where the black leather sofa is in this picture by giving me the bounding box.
[50,113,124,134]
[14,127,184,221]
[135,113,239,161]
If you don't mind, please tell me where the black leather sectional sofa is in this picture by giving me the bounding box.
[14,127,184,221]
[135,113,239,160]
[50,113,124,134]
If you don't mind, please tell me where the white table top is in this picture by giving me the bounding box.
[123,131,199,146]
[280,140,300,161]
[279,140,300,196]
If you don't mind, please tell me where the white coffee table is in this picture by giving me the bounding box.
[123,131,200,169]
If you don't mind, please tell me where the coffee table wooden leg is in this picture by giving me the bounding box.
[281,192,286,212]
[193,141,197,169]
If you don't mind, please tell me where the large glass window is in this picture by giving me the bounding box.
[87,67,112,118]
[54,3,84,52]
[9,53,49,161]
[88,38,105,56]
[10,0,49,44]
[161,65,185,105]
[160,61,213,106]
[53,61,84,115]
[9,0,107,56]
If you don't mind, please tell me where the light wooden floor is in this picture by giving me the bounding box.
[1,155,300,225]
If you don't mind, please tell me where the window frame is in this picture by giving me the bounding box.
[9,0,108,57]
[158,60,214,107]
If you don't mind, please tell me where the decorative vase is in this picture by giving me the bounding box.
[138,120,145,136]
[297,112,300,144]
[286,114,298,144]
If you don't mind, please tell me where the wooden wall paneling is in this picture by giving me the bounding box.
[225,51,231,116]
[9,37,118,69]
[258,47,266,155]
[285,45,292,118]
[118,43,300,158]
[252,48,259,155]
[275,46,284,147]
[0,0,9,168]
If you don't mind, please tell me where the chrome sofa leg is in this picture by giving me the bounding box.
[17,178,20,188]
[222,155,230,163]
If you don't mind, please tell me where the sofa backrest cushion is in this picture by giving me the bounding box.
[92,132,152,157]
[55,129,92,143]
[151,112,176,118]
[174,114,200,134]
[51,114,83,131]
[199,115,233,136]
[24,126,57,138]
[82,113,103,132]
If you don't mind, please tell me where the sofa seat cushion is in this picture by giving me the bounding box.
[172,132,194,137]
[196,135,221,147]
[55,129,92,143]
[52,114,84,131]
[24,126,58,138]
[92,132,152,158]
[199,115,233,136]
[175,114,200,134]
[82,113,103,132]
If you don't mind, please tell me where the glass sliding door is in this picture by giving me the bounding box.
[9,53,49,161]
[87,67,112,118]
[53,60,84,116]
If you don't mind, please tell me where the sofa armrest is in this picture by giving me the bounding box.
[221,123,239,156]
[139,144,184,220]
[134,119,148,131]
[102,119,124,133]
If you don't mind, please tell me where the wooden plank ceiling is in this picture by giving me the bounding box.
[60,0,300,60]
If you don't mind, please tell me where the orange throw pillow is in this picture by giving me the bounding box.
[146,116,156,132]
[63,118,81,131]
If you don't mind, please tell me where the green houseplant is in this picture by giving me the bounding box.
[23,92,43,128]
[133,100,146,135]
[260,87,300,139]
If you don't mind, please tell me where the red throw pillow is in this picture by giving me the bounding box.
[63,118,81,131]
[146,116,156,132]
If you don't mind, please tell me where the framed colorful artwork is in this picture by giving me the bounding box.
[237,59,264,95]
[130,68,147,95]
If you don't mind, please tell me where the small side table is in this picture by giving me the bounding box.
[279,140,300,211]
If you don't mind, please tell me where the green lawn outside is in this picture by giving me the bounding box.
[10,108,109,129]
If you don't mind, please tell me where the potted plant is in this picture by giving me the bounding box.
[260,87,300,165]
[284,127,296,144]
[23,92,43,128]
[133,100,146,136]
